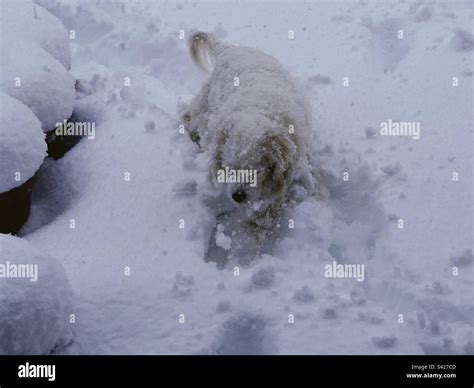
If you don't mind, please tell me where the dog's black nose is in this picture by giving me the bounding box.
[231,189,247,203]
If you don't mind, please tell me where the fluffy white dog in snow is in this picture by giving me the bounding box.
[180,32,325,267]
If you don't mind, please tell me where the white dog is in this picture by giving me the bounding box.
[180,32,325,267]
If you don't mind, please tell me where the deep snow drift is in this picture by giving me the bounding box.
[1,0,471,354]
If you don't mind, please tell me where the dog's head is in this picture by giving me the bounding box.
[211,126,296,240]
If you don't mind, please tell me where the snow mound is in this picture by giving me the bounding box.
[0,0,71,69]
[35,0,115,45]
[0,41,75,132]
[0,234,73,354]
[0,93,46,193]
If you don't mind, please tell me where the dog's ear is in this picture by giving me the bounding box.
[189,32,219,73]
[258,134,294,195]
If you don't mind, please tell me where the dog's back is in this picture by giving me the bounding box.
[188,32,311,155]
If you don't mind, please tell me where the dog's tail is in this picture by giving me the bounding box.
[189,32,219,73]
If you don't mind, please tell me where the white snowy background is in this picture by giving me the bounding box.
[1,0,473,354]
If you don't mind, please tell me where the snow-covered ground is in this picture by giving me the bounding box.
[7,0,473,354]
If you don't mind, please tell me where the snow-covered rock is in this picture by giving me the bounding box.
[0,0,74,132]
[0,0,71,69]
[0,234,74,354]
[0,93,46,193]
[0,41,75,132]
